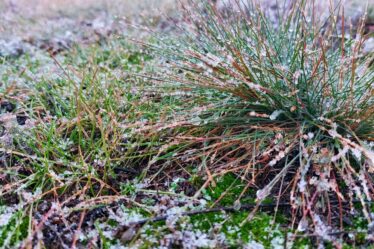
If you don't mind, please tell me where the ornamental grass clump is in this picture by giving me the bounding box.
[150,0,374,238]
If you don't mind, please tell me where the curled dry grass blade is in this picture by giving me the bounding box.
[149,0,374,238]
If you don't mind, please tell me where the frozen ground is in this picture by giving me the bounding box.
[0,0,176,57]
[0,0,372,57]
[0,0,373,248]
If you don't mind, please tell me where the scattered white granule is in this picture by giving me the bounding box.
[331,145,349,162]
[269,110,284,120]
[269,159,277,166]
[245,240,264,249]
[271,236,284,249]
[297,217,309,232]
[351,147,362,161]
[0,210,14,226]
[298,178,307,192]
[307,132,314,139]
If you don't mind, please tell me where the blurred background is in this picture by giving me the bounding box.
[0,0,177,56]
[0,0,372,57]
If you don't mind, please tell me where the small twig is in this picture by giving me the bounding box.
[71,209,86,249]
[124,202,290,227]
[290,229,370,239]
[121,199,374,227]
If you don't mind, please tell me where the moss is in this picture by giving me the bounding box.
[205,173,255,206]
[0,209,29,248]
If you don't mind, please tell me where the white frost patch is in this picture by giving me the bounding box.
[269,110,284,120]
[182,230,217,248]
[327,129,338,138]
[297,217,309,232]
[270,236,284,249]
[351,147,362,161]
[108,206,145,226]
[298,178,307,192]
[166,206,186,216]
[307,132,314,139]
[20,187,42,202]
[0,210,14,226]
[109,244,128,249]
[313,214,331,241]
[256,188,269,201]
[206,53,223,67]
[245,240,264,249]
[331,145,349,162]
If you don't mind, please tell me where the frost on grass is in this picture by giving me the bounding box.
[1,0,373,247]
[0,206,16,227]
[148,0,374,246]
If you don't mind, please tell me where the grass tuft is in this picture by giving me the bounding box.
[148,0,374,240]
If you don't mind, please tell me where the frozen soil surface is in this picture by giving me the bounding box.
[0,0,374,248]
[0,0,177,57]
[0,0,372,58]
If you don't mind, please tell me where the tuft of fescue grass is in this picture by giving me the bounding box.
[148,0,374,240]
